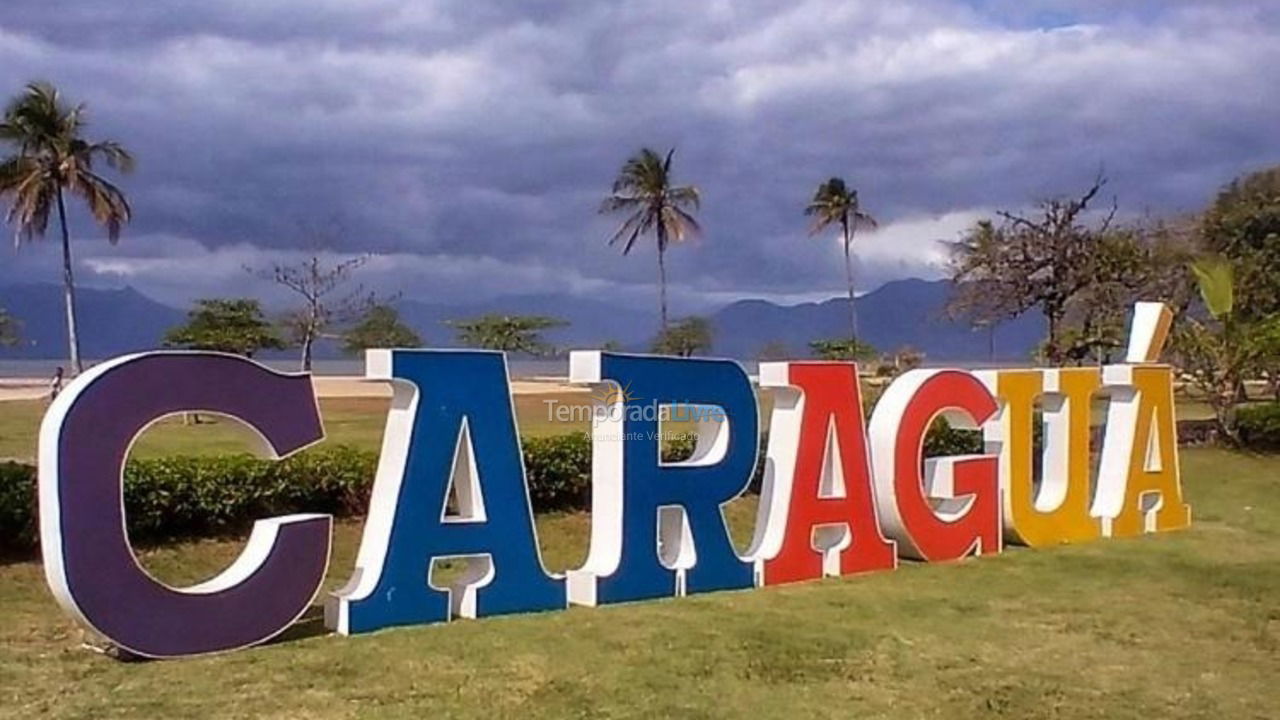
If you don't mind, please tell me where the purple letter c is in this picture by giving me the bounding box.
[38,353,332,659]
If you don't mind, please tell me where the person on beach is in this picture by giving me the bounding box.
[49,366,64,401]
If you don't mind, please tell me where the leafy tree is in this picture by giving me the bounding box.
[253,254,375,371]
[1200,166,1280,321]
[164,299,285,357]
[1171,257,1280,444]
[652,316,713,357]
[0,82,133,374]
[1200,167,1280,397]
[809,337,878,362]
[1044,226,1192,365]
[947,179,1110,364]
[343,304,422,355]
[601,148,701,331]
[449,314,566,356]
[948,177,1183,365]
[756,340,792,361]
[805,177,877,341]
[0,307,19,347]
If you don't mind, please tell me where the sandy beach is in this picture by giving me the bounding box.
[0,376,587,403]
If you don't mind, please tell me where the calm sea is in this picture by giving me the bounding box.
[0,358,581,379]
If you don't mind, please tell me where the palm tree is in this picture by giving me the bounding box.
[601,148,700,332]
[805,177,877,342]
[0,82,133,374]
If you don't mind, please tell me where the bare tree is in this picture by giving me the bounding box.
[252,254,375,371]
[947,175,1123,364]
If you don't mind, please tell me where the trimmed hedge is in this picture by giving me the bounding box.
[1,422,986,556]
[0,449,378,556]
[0,434,711,555]
[0,462,36,556]
[1238,403,1280,451]
[522,433,593,511]
[924,419,984,457]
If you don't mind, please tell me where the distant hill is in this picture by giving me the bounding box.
[709,278,1044,361]
[0,278,1044,363]
[0,284,184,360]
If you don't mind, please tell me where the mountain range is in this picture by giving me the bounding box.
[0,279,1044,364]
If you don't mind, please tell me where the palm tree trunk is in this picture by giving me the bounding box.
[657,226,670,332]
[56,189,83,375]
[842,217,858,342]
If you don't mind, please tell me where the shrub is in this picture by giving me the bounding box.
[0,436,615,555]
[121,446,379,542]
[924,419,985,457]
[0,463,36,555]
[1238,403,1280,451]
[522,433,593,511]
[0,420,999,557]
[663,432,697,463]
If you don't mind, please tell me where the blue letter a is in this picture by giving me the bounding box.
[566,352,759,606]
[327,350,564,635]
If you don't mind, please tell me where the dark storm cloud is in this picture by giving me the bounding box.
[0,0,1277,309]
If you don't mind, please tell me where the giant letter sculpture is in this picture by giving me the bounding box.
[328,350,564,635]
[566,352,758,606]
[1094,365,1191,537]
[39,353,331,658]
[747,362,897,586]
[868,370,1001,561]
[978,368,1102,547]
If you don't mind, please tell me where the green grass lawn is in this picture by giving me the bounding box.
[0,393,600,462]
[0,391,764,463]
[0,447,1277,718]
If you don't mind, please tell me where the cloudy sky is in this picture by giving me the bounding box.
[0,0,1276,313]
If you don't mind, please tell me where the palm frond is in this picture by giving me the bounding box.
[602,146,699,257]
[807,214,837,236]
[607,209,647,249]
[666,185,700,210]
[0,82,133,246]
[70,170,132,243]
[805,177,879,238]
[622,212,657,255]
[851,209,878,231]
[1191,256,1234,319]
[664,206,702,242]
[599,194,645,214]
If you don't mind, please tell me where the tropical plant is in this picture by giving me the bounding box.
[1200,167,1280,398]
[1171,257,1280,444]
[601,148,701,331]
[0,82,133,373]
[1200,166,1280,320]
[806,177,877,342]
[164,298,285,357]
[449,314,566,356]
[343,304,422,355]
[809,337,878,362]
[652,316,712,357]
